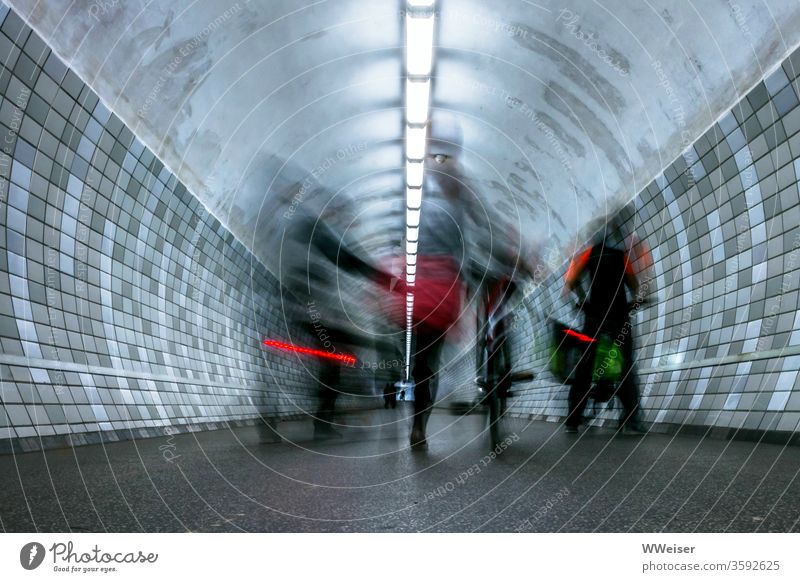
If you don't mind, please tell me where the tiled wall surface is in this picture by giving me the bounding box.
[509,46,800,437]
[0,3,332,451]
[4,0,799,449]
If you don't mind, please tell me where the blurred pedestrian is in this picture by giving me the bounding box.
[403,113,470,449]
[383,381,397,409]
[563,215,652,435]
[280,194,391,439]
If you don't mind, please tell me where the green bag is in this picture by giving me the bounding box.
[549,321,584,384]
[592,335,623,383]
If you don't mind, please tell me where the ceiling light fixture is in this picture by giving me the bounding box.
[407,207,420,227]
[407,160,424,188]
[406,14,434,76]
[406,125,426,160]
[406,79,431,124]
[407,187,422,209]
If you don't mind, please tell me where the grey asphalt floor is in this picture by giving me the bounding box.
[2,405,799,532]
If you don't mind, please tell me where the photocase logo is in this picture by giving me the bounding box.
[20,542,46,570]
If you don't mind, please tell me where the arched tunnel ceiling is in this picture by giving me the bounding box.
[8,0,800,272]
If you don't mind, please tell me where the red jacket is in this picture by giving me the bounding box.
[389,256,463,335]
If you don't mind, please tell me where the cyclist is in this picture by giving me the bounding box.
[563,219,649,435]
[482,277,516,393]
[478,275,517,447]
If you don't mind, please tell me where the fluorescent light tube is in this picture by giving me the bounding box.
[406,14,434,76]
[406,125,426,159]
[406,79,430,124]
[407,207,420,227]
[407,187,422,209]
[407,160,424,188]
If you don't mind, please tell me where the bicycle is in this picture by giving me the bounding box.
[476,370,535,449]
[568,299,650,430]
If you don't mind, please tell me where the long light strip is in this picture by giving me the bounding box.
[404,1,436,379]
[406,13,434,76]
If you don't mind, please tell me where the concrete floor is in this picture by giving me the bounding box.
[2,406,799,532]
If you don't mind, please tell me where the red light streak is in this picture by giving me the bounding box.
[563,329,597,343]
[263,340,357,365]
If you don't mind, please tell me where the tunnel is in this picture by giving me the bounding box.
[2,0,800,534]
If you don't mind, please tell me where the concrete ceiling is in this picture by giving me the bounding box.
[10,0,800,274]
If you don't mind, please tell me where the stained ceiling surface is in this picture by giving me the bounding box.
[9,0,800,273]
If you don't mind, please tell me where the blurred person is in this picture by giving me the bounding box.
[403,112,470,450]
[395,378,410,402]
[562,215,652,435]
[477,275,516,447]
[383,381,398,409]
[396,113,533,449]
[476,227,536,447]
[477,225,533,398]
[482,278,519,390]
[279,193,391,439]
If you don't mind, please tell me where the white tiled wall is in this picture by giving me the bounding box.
[0,4,333,452]
[508,47,800,437]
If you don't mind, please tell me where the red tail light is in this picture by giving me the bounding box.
[262,339,357,365]
[563,329,597,343]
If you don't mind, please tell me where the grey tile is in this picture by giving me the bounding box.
[773,84,799,116]
[747,82,770,111]
[765,65,790,96]
[1,11,28,43]
[12,52,38,87]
